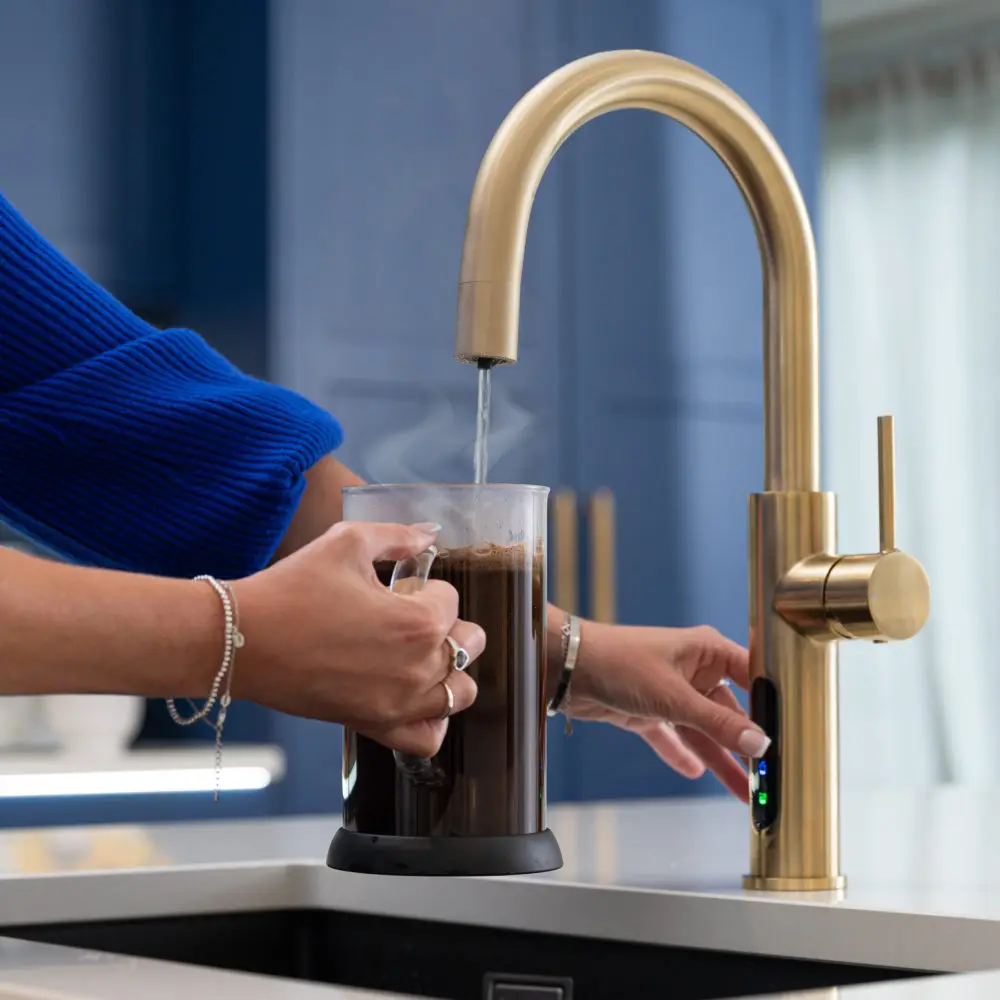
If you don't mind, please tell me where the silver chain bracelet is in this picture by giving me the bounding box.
[166,575,244,801]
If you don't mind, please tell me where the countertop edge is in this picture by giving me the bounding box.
[0,863,307,928]
[3,863,1000,976]
[302,868,1000,975]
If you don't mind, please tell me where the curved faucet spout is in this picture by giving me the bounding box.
[454,49,818,494]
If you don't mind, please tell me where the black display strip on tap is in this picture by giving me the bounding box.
[750,676,779,831]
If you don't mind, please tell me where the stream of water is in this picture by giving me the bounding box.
[473,361,492,484]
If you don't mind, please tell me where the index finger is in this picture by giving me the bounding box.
[336,520,441,565]
[714,634,750,690]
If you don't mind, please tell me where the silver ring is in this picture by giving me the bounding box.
[708,678,731,694]
[440,680,455,720]
[445,635,470,672]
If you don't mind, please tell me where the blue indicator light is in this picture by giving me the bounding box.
[758,761,767,775]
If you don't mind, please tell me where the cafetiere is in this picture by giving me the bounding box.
[326,484,563,877]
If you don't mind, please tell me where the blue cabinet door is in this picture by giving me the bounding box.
[553,0,821,801]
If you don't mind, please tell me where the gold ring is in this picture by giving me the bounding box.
[445,635,470,672]
[440,680,455,720]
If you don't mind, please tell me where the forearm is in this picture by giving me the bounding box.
[0,547,218,697]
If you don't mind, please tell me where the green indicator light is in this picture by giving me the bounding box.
[757,792,768,806]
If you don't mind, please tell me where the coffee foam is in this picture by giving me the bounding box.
[373,542,543,578]
[434,542,533,571]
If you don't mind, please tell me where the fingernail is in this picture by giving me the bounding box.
[413,522,442,535]
[738,728,771,759]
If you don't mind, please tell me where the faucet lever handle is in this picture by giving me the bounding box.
[823,412,929,641]
[877,415,895,553]
[776,412,930,642]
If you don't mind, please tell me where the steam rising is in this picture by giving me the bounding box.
[363,396,461,486]
[363,383,535,486]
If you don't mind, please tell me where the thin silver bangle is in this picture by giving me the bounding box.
[547,614,581,717]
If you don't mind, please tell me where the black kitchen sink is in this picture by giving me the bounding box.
[6,908,932,1000]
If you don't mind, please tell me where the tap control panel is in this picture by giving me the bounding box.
[750,677,779,831]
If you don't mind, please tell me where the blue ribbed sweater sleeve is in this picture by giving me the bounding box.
[0,191,344,579]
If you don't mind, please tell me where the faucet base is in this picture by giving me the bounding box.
[742,874,846,892]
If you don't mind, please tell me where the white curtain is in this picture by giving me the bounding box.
[822,50,1000,786]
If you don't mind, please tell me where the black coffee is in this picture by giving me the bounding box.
[341,545,547,838]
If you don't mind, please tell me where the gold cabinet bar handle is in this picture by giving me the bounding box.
[552,489,579,615]
[589,489,617,624]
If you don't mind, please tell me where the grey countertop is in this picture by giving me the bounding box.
[1,789,1000,998]
[758,978,1000,999]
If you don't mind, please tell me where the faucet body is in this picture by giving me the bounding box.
[454,50,930,891]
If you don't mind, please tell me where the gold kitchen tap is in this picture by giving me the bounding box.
[452,50,930,891]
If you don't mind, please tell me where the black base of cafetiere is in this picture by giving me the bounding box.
[326,828,563,877]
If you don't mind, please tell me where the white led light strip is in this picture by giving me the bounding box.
[0,766,273,798]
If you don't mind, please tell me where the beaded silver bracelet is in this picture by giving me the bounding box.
[166,574,244,801]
